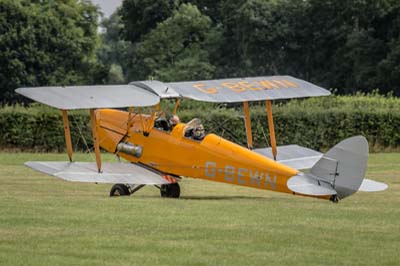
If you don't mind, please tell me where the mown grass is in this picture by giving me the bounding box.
[0,152,399,266]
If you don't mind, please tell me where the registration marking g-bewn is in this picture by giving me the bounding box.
[205,161,277,190]
[193,79,299,94]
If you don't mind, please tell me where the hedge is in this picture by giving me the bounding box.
[1,95,399,152]
[0,105,92,152]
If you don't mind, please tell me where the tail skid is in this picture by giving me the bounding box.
[287,136,387,201]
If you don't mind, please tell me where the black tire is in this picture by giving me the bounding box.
[160,183,180,198]
[110,184,130,197]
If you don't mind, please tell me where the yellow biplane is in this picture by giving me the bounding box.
[16,76,387,202]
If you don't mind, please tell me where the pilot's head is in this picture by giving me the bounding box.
[193,124,205,139]
[169,115,180,127]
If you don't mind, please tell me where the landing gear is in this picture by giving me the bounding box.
[330,194,340,203]
[109,182,180,198]
[160,183,180,198]
[110,184,130,197]
[109,184,146,197]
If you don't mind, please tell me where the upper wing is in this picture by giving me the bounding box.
[16,75,329,107]
[130,80,180,98]
[167,75,330,103]
[16,84,160,109]
[25,161,175,184]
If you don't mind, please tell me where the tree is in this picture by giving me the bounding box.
[119,0,177,43]
[305,0,400,94]
[97,10,134,83]
[0,0,104,104]
[116,0,400,94]
[136,3,216,81]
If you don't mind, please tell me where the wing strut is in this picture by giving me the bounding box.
[89,109,102,173]
[243,101,253,150]
[61,110,73,162]
[266,100,277,160]
[173,98,181,115]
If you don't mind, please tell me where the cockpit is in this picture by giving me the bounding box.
[184,118,206,141]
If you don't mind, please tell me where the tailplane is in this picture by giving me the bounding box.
[287,136,387,202]
[310,136,368,199]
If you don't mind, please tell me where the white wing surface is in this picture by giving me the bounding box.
[167,75,330,103]
[287,173,337,196]
[254,145,323,170]
[17,75,329,107]
[25,161,173,184]
[131,80,180,98]
[16,84,160,109]
[359,179,388,192]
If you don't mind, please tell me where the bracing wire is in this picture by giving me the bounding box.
[257,118,270,148]
[70,113,95,161]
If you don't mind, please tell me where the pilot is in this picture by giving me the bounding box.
[169,115,180,129]
[192,124,205,141]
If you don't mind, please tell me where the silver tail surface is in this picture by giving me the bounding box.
[287,136,386,202]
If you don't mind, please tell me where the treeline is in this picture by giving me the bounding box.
[99,0,400,95]
[1,0,400,104]
[0,0,107,104]
[1,95,399,152]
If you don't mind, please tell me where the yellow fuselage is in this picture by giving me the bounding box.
[97,109,299,195]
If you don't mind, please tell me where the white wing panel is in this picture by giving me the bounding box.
[25,161,173,184]
[254,145,323,170]
[358,178,388,192]
[16,85,160,110]
[168,75,330,103]
[287,173,337,196]
[131,81,180,98]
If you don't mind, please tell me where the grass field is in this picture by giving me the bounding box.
[0,152,399,266]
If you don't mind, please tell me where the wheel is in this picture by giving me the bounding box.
[330,194,339,203]
[110,184,130,197]
[160,183,180,198]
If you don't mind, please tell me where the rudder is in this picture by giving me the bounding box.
[311,136,369,200]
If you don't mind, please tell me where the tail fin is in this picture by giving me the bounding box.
[310,136,369,199]
[287,136,371,201]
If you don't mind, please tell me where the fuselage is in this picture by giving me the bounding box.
[96,109,299,195]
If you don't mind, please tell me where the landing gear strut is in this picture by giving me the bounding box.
[109,184,146,197]
[160,183,180,198]
[110,184,130,197]
[109,183,180,198]
[330,194,340,203]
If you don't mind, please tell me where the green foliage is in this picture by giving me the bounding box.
[217,0,297,77]
[107,64,125,84]
[96,11,135,82]
[0,0,104,103]
[177,94,400,151]
[109,0,400,95]
[0,105,92,152]
[119,0,177,43]
[137,3,216,81]
[1,95,398,152]
[2,0,400,105]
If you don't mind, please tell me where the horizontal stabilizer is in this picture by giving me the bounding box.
[287,136,372,200]
[287,173,337,196]
[359,179,388,192]
[25,161,173,184]
[16,85,160,110]
[311,136,369,199]
[254,145,322,170]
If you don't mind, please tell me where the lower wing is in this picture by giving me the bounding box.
[25,161,176,184]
